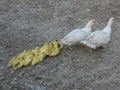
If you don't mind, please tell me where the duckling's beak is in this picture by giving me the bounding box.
[55,40,58,42]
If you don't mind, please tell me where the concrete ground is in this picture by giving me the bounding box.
[0,0,120,90]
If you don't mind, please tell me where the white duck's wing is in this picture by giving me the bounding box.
[87,31,110,45]
[81,30,110,49]
[63,29,81,39]
[86,31,100,39]
[62,29,88,44]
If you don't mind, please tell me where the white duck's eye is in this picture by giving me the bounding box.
[112,18,115,21]
[92,20,96,24]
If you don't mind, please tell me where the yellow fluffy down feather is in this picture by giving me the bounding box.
[8,40,63,69]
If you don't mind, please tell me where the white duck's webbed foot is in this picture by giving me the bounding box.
[65,45,72,50]
[100,44,109,51]
[79,44,84,48]
[101,44,109,48]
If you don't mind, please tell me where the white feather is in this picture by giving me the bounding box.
[81,17,114,49]
[60,20,96,45]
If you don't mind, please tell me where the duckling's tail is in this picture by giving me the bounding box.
[81,40,96,49]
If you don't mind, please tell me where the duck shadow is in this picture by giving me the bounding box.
[77,44,108,53]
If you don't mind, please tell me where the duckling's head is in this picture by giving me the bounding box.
[28,50,33,55]
[58,43,63,49]
[44,43,49,46]
[23,50,27,53]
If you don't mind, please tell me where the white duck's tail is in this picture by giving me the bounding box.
[59,39,70,45]
[81,40,96,49]
[59,39,66,44]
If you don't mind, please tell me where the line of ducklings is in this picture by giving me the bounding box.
[8,40,63,70]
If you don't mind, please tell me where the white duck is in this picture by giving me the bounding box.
[81,17,115,49]
[60,20,96,46]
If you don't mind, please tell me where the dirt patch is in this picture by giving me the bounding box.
[0,0,120,90]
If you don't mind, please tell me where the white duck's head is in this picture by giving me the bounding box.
[85,20,96,28]
[108,17,115,25]
[102,17,115,34]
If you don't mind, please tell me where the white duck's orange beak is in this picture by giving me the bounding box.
[92,20,97,24]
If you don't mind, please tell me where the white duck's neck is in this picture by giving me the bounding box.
[102,19,113,34]
[84,27,91,34]
[85,22,92,28]
[84,23,92,34]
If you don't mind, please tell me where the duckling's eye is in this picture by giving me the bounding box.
[55,40,58,42]
[58,44,61,48]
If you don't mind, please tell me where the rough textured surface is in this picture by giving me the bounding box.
[0,0,120,90]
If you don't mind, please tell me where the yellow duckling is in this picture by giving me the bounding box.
[31,45,49,65]
[12,58,24,70]
[8,50,28,69]
[32,47,40,55]
[38,54,45,62]
[24,50,33,66]
[17,50,28,59]
[8,56,17,67]
[49,40,63,56]
[53,40,63,49]
[31,43,53,65]
[14,61,24,70]
[31,54,42,65]
[53,40,59,45]
[49,46,59,56]
[48,43,53,54]
[8,40,63,69]
[40,43,49,56]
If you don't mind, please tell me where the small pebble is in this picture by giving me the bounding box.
[10,78,18,85]
[0,72,3,76]
[29,73,35,77]
[0,76,4,80]
[86,9,91,12]
[35,85,46,90]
